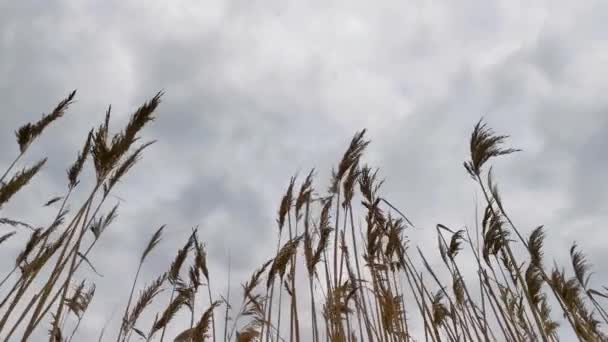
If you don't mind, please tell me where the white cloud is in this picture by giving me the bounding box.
[1,1,607,340]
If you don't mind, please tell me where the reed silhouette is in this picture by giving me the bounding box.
[0,92,606,341]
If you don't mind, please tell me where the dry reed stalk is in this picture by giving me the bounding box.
[3,95,608,342]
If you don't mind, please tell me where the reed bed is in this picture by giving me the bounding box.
[0,92,606,341]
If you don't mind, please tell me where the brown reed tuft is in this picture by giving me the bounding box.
[277,176,296,233]
[330,129,369,194]
[124,273,167,335]
[267,236,303,289]
[67,129,93,189]
[0,159,47,209]
[15,90,76,153]
[464,118,521,178]
[2,95,608,342]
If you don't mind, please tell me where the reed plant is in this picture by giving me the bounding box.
[0,92,606,341]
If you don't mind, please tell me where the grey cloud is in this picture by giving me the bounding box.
[2,1,608,340]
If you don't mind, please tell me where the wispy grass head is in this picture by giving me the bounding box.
[0,159,47,209]
[67,129,93,189]
[570,243,592,289]
[91,92,162,182]
[295,169,314,219]
[331,129,369,194]
[16,90,76,153]
[528,226,546,268]
[141,225,165,263]
[464,118,520,178]
[267,235,303,288]
[277,176,296,233]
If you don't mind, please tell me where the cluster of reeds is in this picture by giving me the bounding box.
[1,92,607,341]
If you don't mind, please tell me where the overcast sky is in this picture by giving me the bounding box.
[1,1,607,340]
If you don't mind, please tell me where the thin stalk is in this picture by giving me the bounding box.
[275,280,283,342]
[223,254,231,342]
[476,174,548,342]
[348,206,375,342]
[20,186,102,340]
[3,196,94,339]
[207,278,216,342]
[333,191,341,290]
[0,152,24,184]
[158,285,176,342]
[117,256,144,342]
[263,228,284,342]
[0,198,87,333]
[303,200,320,342]
[287,211,300,342]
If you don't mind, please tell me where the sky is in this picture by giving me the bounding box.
[1,0,608,340]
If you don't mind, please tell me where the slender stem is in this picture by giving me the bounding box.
[476,174,548,342]
[158,285,176,342]
[223,254,231,342]
[0,266,17,290]
[333,191,341,290]
[0,152,24,184]
[275,278,283,342]
[348,206,374,342]
[20,186,101,340]
[117,262,143,342]
[207,278,216,342]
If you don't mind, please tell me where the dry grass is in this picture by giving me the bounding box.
[0,93,607,341]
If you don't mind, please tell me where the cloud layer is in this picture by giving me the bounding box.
[1,1,607,340]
